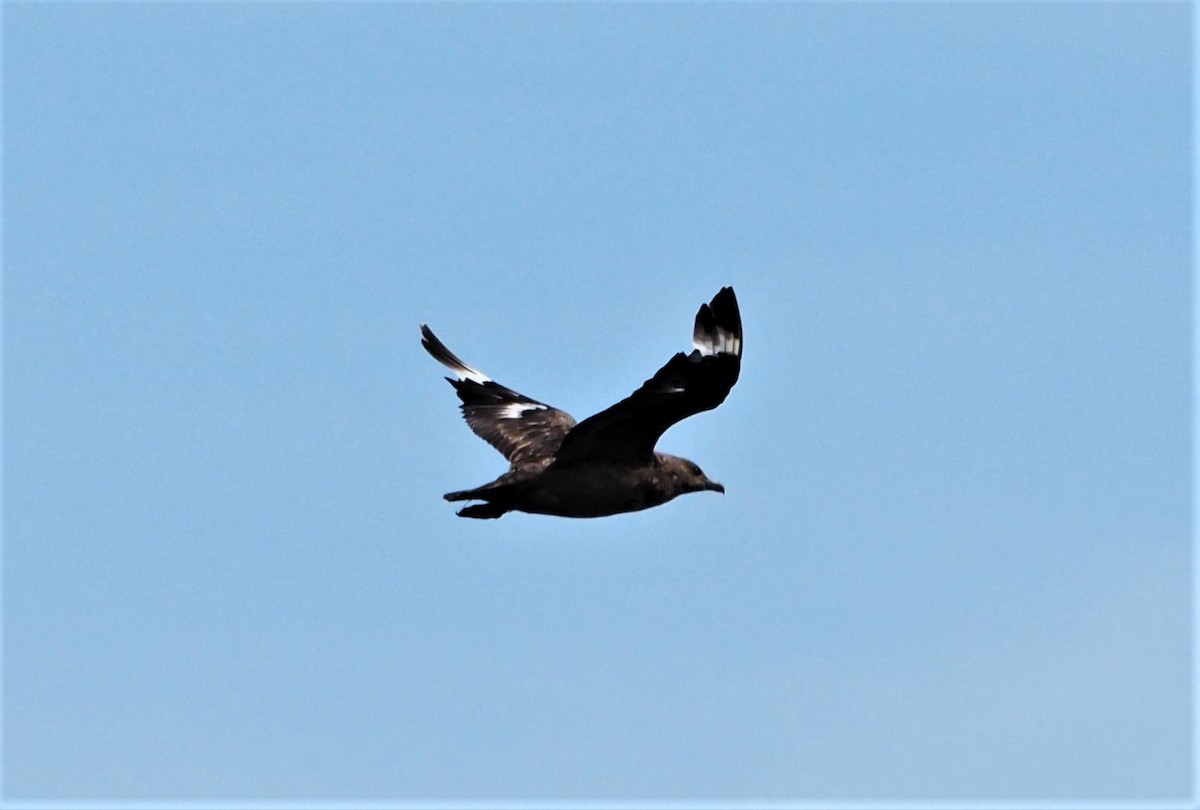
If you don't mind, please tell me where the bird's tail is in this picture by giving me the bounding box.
[444,482,519,520]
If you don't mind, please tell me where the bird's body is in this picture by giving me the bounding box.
[421,287,742,519]
[445,453,721,519]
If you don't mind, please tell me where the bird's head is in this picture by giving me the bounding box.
[658,453,725,496]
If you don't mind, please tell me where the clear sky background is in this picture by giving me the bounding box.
[3,2,1192,806]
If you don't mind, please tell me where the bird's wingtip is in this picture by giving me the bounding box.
[693,286,742,358]
[421,325,491,383]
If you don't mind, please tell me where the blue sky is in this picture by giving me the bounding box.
[3,2,1192,806]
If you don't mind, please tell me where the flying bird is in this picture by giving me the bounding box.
[420,287,742,519]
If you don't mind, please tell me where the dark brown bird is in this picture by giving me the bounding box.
[421,287,742,519]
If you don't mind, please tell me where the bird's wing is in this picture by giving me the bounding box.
[421,325,576,466]
[553,286,742,465]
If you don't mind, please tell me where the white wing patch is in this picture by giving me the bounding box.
[694,326,741,358]
[452,364,491,384]
[500,402,547,419]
